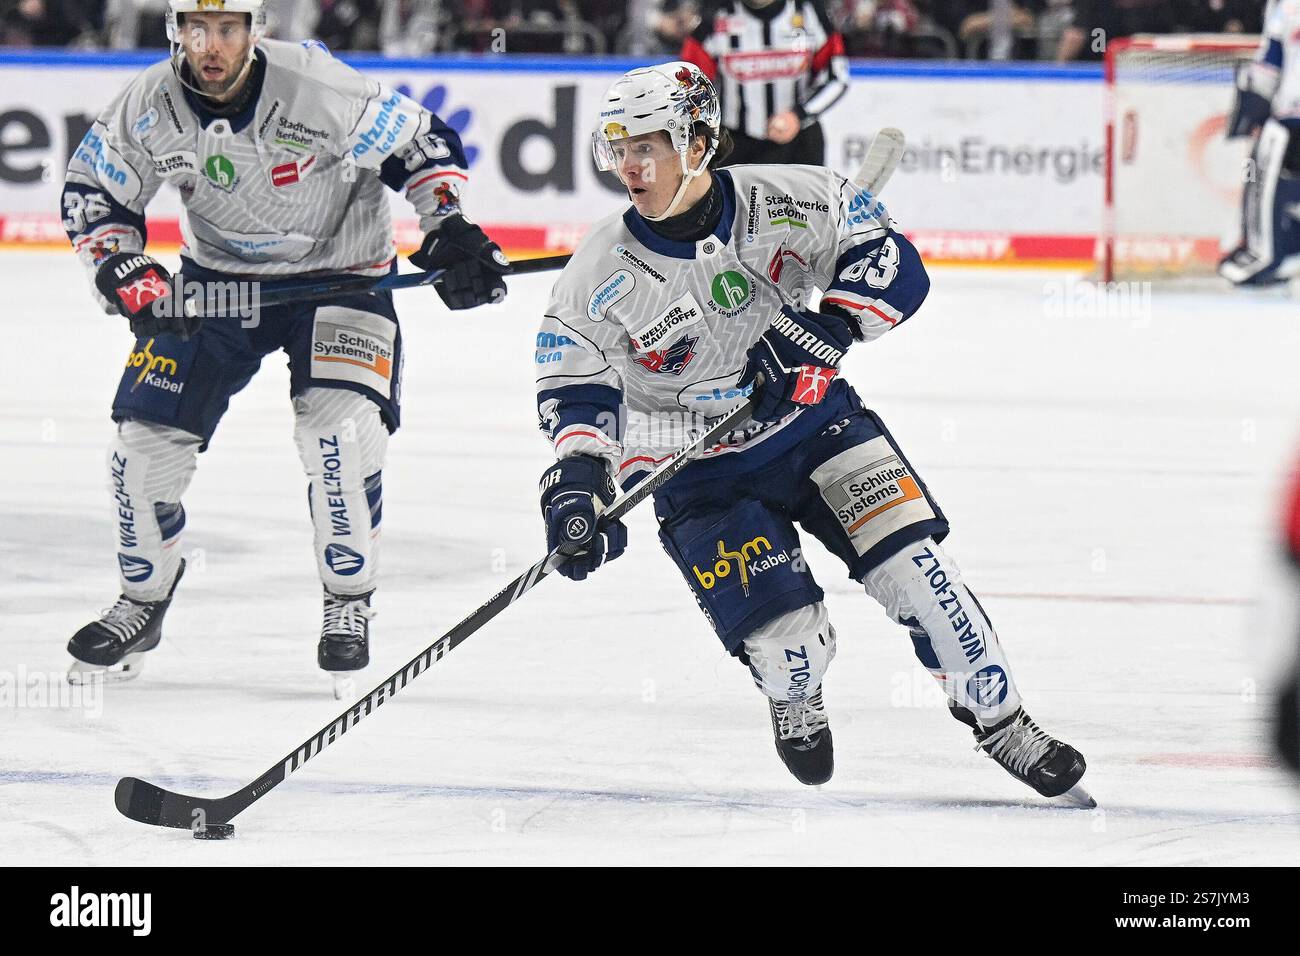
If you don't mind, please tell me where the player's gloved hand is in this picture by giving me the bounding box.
[539,455,627,582]
[738,305,855,424]
[408,213,511,310]
[94,252,200,340]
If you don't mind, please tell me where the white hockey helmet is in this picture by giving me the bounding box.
[166,0,266,95]
[593,61,722,220]
[165,0,267,42]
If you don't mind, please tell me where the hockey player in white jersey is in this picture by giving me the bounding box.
[62,0,509,689]
[534,62,1090,801]
[1221,0,1300,285]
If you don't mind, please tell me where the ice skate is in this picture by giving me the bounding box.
[950,702,1094,807]
[768,688,833,786]
[318,589,374,700]
[67,560,186,684]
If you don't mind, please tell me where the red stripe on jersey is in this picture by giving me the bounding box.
[811,33,846,74]
[557,429,613,449]
[619,454,672,473]
[866,303,898,325]
[408,169,468,191]
[680,36,718,81]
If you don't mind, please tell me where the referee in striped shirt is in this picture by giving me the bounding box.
[682,0,849,166]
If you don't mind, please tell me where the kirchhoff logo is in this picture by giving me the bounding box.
[614,244,666,282]
[49,886,151,936]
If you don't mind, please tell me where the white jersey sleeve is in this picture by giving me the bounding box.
[62,67,169,302]
[535,214,631,475]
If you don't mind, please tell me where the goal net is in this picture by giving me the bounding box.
[1103,34,1262,281]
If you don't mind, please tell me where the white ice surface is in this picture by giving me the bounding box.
[2,251,1299,865]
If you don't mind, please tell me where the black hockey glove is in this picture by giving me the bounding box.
[94,252,200,340]
[539,455,627,582]
[408,213,511,310]
[739,305,856,424]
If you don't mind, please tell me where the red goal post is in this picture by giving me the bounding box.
[1103,34,1262,282]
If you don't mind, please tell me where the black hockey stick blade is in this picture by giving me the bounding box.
[249,252,572,310]
[114,776,249,830]
[114,396,756,832]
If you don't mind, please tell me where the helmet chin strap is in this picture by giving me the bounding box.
[640,146,717,222]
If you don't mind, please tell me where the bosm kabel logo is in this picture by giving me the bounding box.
[392,83,480,168]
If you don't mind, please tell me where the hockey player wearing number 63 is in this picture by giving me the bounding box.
[61,0,509,693]
[534,62,1093,804]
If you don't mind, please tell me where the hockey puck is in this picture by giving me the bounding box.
[193,823,235,840]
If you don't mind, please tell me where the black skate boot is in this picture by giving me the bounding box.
[768,688,834,786]
[318,589,374,700]
[949,701,1093,806]
[67,560,186,684]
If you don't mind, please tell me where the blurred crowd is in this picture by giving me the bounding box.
[0,0,1270,59]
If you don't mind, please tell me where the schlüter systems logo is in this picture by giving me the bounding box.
[828,454,922,534]
[49,886,151,936]
[311,319,396,398]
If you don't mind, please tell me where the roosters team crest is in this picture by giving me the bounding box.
[634,334,697,375]
[673,66,716,122]
[433,181,460,215]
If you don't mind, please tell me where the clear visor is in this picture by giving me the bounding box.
[592,129,619,172]
[592,126,690,177]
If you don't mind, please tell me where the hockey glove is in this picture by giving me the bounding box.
[539,455,628,582]
[408,213,511,310]
[739,305,856,424]
[94,252,200,340]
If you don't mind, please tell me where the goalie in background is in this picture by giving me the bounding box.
[1219,0,1300,287]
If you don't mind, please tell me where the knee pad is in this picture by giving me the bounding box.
[656,496,823,654]
[863,536,1021,723]
[293,388,387,592]
[109,421,200,598]
[1223,119,1300,284]
[742,602,837,703]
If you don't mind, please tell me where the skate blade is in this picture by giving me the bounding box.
[67,653,146,685]
[1053,782,1097,809]
[331,674,357,701]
